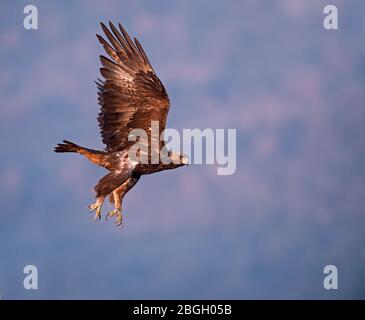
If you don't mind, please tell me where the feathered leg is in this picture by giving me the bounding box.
[106,175,140,227]
[88,170,131,222]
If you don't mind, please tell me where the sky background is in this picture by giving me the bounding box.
[1,0,365,299]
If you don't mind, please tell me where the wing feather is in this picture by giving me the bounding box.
[96,22,170,152]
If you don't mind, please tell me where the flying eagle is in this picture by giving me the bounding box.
[55,22,188,227]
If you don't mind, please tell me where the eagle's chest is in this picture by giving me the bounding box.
[113,151,137,172]
[113,152,166,176]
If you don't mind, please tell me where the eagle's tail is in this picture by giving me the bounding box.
[54,140,112,170]
[54,140,82,153]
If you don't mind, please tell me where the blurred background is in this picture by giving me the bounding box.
[0,0,364,299]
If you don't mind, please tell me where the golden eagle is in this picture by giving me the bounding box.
[55,22,188,227]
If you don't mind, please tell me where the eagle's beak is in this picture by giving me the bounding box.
[181,156,189,166]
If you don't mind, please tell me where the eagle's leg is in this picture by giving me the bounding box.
[106,175,140,227]
[88,196,104,221]
[89,170,132,223]
[106,189,123,227]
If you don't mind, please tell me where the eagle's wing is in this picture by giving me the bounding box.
[96,22,170,152]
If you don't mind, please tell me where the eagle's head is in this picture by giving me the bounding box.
[168,150,189,166]
[179,153,189,166]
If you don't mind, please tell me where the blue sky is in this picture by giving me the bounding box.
[0,0,365,299]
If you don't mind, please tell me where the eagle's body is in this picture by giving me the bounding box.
[55,22,188,227]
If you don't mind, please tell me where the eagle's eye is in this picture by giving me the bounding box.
[168,150,172,157]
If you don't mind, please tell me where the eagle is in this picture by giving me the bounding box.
[54,22,188,227]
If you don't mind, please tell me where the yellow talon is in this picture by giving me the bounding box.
[115,212,123,228]
[88,203,102,222]
[106,209,118,220]
[106,209,123,227]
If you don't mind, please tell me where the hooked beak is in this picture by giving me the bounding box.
[181,156,189,166]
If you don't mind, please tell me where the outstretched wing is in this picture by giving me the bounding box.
[96,21,170,152]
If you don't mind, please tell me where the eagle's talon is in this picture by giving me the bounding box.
[106,209,123,227]
[88,203,102,222]
[106,209,118,221]
[88,203,98,212]
[115,214,123,228]
[93,212,101,221]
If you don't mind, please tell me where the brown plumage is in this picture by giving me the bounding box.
[54,21,188,227]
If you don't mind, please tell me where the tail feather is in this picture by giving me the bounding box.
[54,140,81,153]
[54,140,112,170]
